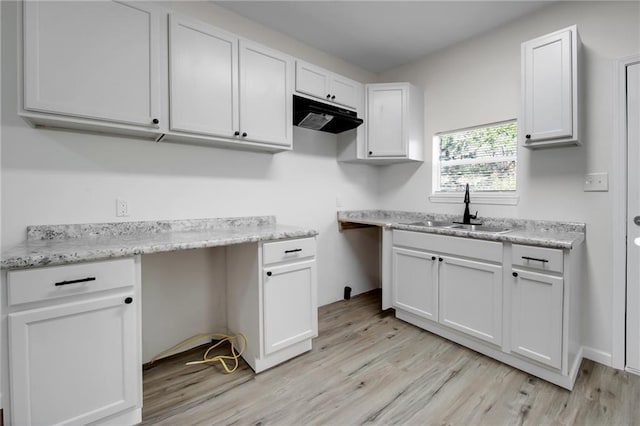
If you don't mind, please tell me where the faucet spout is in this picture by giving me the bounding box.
[462,184,478,224]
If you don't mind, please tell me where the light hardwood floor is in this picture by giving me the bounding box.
[142,290,640,425]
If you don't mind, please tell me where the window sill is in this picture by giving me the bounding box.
[429,192,519,206]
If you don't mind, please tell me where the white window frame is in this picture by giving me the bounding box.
[429,120,519,206]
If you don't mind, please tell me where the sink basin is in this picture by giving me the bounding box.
[448,224,511,234]
[400,220,452,228]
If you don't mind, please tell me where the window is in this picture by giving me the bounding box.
[431,120,518,204]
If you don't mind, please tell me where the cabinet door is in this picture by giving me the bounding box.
[522,29,573,143]
[169,15,238,137]
[367,85,406,157]
[392,247,438,321]
[23,1,160,127]
[239,40,293,147]
[9,294,139,426]
[330,75,359,109]
[511,269,563,369]
[295,61,330,101]
[439,257,502,346]
[263,260,317,355]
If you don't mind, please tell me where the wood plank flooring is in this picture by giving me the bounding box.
[142,290,640,425]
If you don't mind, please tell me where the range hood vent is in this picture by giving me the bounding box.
[293,95,363,134]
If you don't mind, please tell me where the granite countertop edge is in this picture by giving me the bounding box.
[2,218,318,270]
[338,210,585,250]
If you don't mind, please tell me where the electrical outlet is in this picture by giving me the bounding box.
[116,198,129,217]
[583,172,608,192]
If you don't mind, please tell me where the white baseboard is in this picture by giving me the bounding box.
[582,346,613,367]
[626,366,640,376]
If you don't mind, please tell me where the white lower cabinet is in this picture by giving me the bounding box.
[510,269,563,369]
[392,247,438,321]
[391,231,502,345]
[390,230,583,390]
[510,243,565,370]
[227,237,318,373]
[9,295,139,426]
[263,260,317,355]
[439,256,502,346]
[4,258,142,426]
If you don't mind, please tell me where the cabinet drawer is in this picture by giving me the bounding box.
[263,238,316,265]
[512,244,563,273]
[7,258,136,306]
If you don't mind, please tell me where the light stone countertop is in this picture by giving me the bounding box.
[338,210,585,249]
[1,216,318,270]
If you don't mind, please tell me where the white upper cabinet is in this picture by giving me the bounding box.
[239,40,293,147]
[295,61,359,109]
[365,83,424,162]
[168,16,292,148]
[21,3,293,151]
[22,1,161,130]
[168,15,238,138]
[521,25,580,148]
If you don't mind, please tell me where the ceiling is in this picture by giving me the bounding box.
[214,1,553,74]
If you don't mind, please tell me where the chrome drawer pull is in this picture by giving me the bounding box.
[55,277,96,286]
[521,256,549,263]
[284,248,302,254]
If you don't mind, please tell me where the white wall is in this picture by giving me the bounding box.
[0,1,381,358]
[377,1,640,364]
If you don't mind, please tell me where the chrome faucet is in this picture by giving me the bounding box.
[463,183,478,224]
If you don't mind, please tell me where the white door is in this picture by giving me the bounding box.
[263,260,317,355]
[438,256,502,346]
[392,247,438,321]
[169,15,238,137]
[9,294,139,426]
[367,85,406,157]
[23,1,160,127]
[522,29,573,142]
[239,40,293,147]
[511,269,563,369]
[627,61,640,372]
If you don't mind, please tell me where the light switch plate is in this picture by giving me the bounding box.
[583,172,608,192]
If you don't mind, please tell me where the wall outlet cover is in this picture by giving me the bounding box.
[116,198,129,217]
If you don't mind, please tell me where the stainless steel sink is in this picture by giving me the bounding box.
[400,220,452,228]
[448,224,511,234]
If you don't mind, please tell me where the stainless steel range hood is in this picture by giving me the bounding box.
[293,95,363,134]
